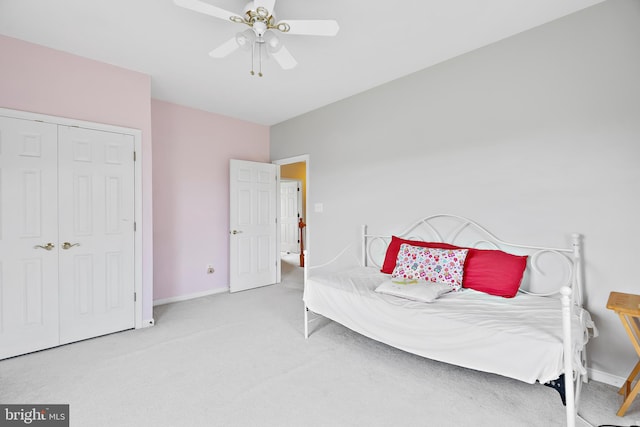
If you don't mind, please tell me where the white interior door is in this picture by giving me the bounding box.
[57,126,135,344]
[229,159,278,292]
[0,117,60,359]
[280,180,301,253]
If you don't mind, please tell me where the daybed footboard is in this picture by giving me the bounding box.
[303,215,596,427]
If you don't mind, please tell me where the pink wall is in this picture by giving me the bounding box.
[0,34,270,311]
[0,35,154,321]
[151,99,270,300]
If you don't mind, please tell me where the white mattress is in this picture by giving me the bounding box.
[304,266,589,384]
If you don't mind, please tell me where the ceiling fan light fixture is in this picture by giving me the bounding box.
[263,31,282,53]
[235,30,254,50]
[255,7,269,19]
[275,22,290,33]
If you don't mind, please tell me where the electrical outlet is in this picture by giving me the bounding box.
[207,265,214,274]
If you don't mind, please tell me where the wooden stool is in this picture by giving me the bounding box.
[607,291,640,416]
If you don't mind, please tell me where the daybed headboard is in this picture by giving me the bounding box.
[362,214,583,304]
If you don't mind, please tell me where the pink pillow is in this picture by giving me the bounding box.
[391,244,469,290]
[381,236,461,274]
[462,249,528,298]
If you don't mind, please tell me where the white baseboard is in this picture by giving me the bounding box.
[153,287,229,306]
[588,367,626,388]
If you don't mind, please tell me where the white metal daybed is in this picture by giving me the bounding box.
[303,214,597,427]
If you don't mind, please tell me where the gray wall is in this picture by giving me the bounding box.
[270,0,640,383]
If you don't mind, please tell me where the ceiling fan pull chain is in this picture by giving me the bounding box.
[250,41,255,76]
[258,43,263,77]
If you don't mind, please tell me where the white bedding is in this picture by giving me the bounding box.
[304,266,590,384]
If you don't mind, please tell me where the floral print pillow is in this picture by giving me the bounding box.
[391,244,469,290]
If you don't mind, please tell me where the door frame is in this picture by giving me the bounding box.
[272,154,309,284]
[0,107,144,329]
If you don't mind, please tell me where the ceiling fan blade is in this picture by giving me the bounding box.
[174,0,237,22]
[253,0,276,15]
[280,19,339,36]
[209,37,241,58]
[271,45,297,70]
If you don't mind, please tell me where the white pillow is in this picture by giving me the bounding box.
[375,279,453,303]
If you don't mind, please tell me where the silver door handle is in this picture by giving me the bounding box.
[35,243,55,251]
[62,242,80,250]
[230,230,243,235]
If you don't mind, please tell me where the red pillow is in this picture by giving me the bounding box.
[380,236,461,274]
[462,249,528,298]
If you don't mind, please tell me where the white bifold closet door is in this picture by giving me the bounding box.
[0,117,60,358]
[0,116,135,360]
[57,125,135,344]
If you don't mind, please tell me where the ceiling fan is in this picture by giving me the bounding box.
[174,0,340,77]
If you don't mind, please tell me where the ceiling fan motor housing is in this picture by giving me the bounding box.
[253,21,268,38]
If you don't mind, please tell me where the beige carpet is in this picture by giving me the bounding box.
[0,256,638,427]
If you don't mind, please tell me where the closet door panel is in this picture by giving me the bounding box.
[0,116,59,359]
[58,126,135,344]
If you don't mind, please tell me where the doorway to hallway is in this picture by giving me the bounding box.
[273,155,308,285]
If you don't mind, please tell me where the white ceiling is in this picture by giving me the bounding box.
[0,0,604,125]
